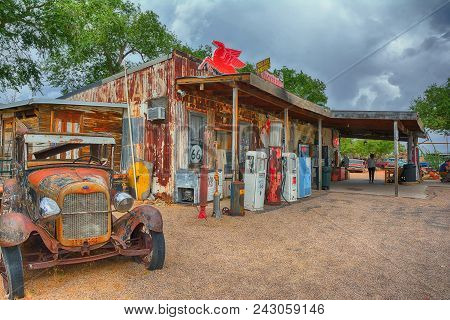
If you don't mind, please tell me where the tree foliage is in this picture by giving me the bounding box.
[45,0,183,94]
[0,0,57,92]
[340,138,405,159]
[273,67,328,106]
[410,78,450,134]
[237,63,328,106]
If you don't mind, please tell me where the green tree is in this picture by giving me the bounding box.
[0,0,57,92]
[410,79,450,134]
[273,67,328,106]
[177,43,212,60]
[45,0,190,94]
[340,138,405,159]
[237,63,328,106]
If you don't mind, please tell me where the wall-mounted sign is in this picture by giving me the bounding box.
[198,40,246,74]
[260,71,284,88]
[256,57,270,74]
[190,144,203,164]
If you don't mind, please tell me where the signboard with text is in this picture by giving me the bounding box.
[260,71,284,88]
[256,57,270,74]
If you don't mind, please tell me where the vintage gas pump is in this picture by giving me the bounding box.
[282,153,298,202]
[244,151,268,211]
[265,146,282,205]
[298,144,312,198]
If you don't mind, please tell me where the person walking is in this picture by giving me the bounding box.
[367,153,376,183]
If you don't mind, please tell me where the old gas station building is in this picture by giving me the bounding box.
[1,50,426,202]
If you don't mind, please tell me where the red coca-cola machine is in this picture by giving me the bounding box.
[265,146,282,205]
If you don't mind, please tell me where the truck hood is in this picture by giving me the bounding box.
[28,167,110,200]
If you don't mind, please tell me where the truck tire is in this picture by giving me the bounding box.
[134,229,165,271]
[1,246,25,299]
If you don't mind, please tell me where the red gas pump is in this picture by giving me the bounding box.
[265,146,282,205]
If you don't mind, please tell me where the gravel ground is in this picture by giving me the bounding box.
[4,184,449,300]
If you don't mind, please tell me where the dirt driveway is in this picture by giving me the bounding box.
[8,186,450,300]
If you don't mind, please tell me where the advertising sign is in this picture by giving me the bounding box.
[256,57,270,74]
[198,40,246,74]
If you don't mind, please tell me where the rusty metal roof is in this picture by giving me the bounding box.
[0,98,127,110]
[59,53,173,99]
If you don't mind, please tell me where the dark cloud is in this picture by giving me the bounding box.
[4,0,448,150]
[137,0,448,114]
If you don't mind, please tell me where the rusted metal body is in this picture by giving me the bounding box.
[0,132,163,271]
[266,146,282,205]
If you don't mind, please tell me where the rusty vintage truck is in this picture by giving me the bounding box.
[0,132,165,299]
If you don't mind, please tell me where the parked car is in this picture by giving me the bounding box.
[376,158,407,168]
[419,161,429,168]
[386,157,407,168]
[376,159,390,169]
[0,132,165,299]
[348,159,366,172]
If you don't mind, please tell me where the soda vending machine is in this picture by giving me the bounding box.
[244,151,268,211]
[266,146,282,205]
[298,144,312,198]
[282,153,298,202]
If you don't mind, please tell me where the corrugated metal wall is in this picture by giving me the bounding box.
[66,52,207,200]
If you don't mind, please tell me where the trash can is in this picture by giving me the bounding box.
[322,166,331,190]
[315,166,332,190]
[402,163,416,182]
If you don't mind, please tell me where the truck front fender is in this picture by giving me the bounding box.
[0,211,58,253]
[112,205,163,246]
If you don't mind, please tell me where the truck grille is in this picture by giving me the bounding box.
[61,192,109,239]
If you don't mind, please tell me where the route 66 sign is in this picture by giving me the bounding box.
[190,145,203,164]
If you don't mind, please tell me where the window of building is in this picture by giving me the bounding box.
[52,111,82,159]
[188,112,206,166]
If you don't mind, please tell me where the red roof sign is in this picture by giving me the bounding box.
[198,40,246,74]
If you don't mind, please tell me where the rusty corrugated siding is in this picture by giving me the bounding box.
[64,52,207,200]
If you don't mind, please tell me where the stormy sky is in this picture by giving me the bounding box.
[139,0,450,151]
[141,0,449,112]
[4,0,450,150]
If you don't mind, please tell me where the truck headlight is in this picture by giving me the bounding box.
[113,192,134,212]
[39,197,60,218]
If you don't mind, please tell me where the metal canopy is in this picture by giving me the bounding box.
[176,74,426,141]
[326,111,426,141]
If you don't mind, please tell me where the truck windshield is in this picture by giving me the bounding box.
[23,133,115,168]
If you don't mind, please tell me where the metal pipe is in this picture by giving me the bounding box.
[394,121,399,197]
[318,118,322,191]
[124,66,139,199]
[232,87,239,181]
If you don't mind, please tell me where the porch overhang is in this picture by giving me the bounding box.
[327,111,426,142]
[176,73,329,123]
[175,73,426,141]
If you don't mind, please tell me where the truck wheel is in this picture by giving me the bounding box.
[1,246,24,299]
[134,229,165,270]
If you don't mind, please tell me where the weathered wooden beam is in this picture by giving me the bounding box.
[232,87,239,181]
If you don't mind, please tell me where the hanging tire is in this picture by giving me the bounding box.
[1,246,25,299]
[133,229,165,270]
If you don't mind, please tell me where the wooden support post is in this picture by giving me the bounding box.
[318,118,322,191]
[284,108,289,152]
[232,87,239,181]
[394,121,399,197]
